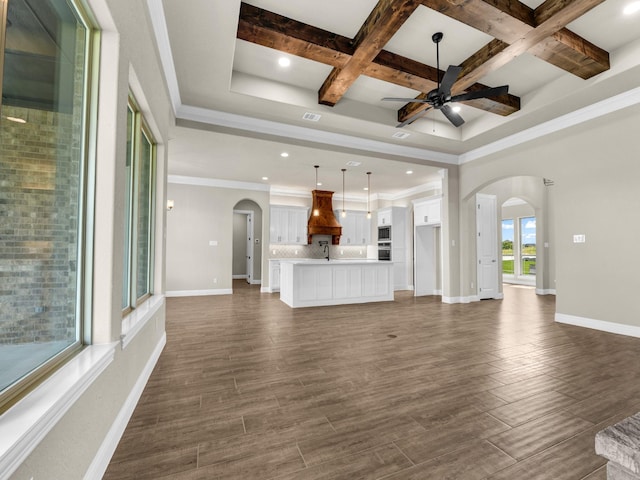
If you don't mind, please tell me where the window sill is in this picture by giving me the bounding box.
[0,342,117,480]
[121,294,165,349]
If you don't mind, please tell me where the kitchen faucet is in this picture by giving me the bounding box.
[319,240,330,261]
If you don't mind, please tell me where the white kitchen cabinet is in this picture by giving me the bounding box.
[413,197,442,226]
[377,207,392,226]
[336,210,371,246]
[375,206,409,290]
[279,260,393,308]
[270,206,308,244]
[269,259,281,292]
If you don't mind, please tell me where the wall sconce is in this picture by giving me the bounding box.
[167,199,174,211]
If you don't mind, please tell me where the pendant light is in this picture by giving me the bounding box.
[341,168,347,218]
[366,172,372,219]
[313,165,320,216]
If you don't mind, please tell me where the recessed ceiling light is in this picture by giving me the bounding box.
[317,182,322,186]
[346,161,361,167]
[280,152,289,157]
[262,176,269,181]
[452,105,461,113]
[278,57,291,67]
[363,187,369,191]
[624,1,640,14]
[406,170,413,175]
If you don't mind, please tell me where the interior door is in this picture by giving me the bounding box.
[476,194,499,299]
[414,225,436,296]
[246,213,253,284]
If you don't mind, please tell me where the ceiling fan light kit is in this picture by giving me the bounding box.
[382,32,509,128]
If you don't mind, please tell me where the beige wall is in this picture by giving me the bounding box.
[11,0,172,477]
[458,103,640,327]
[166,183,270,292]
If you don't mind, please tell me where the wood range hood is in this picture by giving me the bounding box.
[307,190,342,245]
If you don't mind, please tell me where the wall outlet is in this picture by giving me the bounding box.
[209,240,218,246]
[573,234,586,243]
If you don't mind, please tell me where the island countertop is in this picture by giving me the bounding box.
[279,259,394,308]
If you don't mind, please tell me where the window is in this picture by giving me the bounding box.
[0,0,95,409]
[501,219,514,275]
[502,216,536,278]
[122,96,156,314]
[520,216,536,276]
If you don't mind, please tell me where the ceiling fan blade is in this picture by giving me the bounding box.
[450,85,509,102]
[439,65,462,95]
[396,106,432,128]
[382,97,430,103]
[440,104,464,127]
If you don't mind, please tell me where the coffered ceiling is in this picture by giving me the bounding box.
[156,0,640,198]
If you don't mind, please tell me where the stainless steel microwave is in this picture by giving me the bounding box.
[378,225,391,241]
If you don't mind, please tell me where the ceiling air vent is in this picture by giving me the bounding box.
[302,112,321,122]
[392,131,410,139]
[346,161,361,167]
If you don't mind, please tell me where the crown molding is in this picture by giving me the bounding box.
[146,0,181,114]
[176,104,459,165]
[168,175,270,192]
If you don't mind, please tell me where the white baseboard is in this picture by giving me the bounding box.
[232,274,248,279]
[536,289,557,295]
[250,279,262,285]
[442,295,480,304]
[555,313,640,338]
[166,289,233,297]
[84,333,167,480]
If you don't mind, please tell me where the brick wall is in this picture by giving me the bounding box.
[0,105,80,344]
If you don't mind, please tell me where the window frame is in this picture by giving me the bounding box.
[0,0,97,412]
[122,94,157,316]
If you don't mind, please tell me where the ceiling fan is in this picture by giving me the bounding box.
[382,32,509,128]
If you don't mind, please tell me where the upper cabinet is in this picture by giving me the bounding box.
[270,206,308,244]
[377,207,392,226]
[413,197,442,226]
[335,210,371,246]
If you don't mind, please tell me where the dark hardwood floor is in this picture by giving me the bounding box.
[104,282,640,479]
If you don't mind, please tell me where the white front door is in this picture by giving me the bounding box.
[476,194,499,299]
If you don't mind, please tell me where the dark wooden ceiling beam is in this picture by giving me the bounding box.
[399,0,608,122]
[317,0,424,106]
[237,3,519,115]
[421,0,608,79]
[237,3,353,69]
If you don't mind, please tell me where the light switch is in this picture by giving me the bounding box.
[573,235,586,243]
[209,240,218,246]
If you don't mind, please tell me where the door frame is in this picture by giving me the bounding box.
[234,209,254,284]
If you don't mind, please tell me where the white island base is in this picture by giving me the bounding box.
[279,260,394,308]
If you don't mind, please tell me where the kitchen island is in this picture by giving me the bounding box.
[279,259,394,308]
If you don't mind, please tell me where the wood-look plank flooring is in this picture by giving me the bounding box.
[104,282,640,479]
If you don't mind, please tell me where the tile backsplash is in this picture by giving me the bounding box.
[269,235,371,260]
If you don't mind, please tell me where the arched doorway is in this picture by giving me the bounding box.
[232,199,263,288]
[467,175,555,300]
